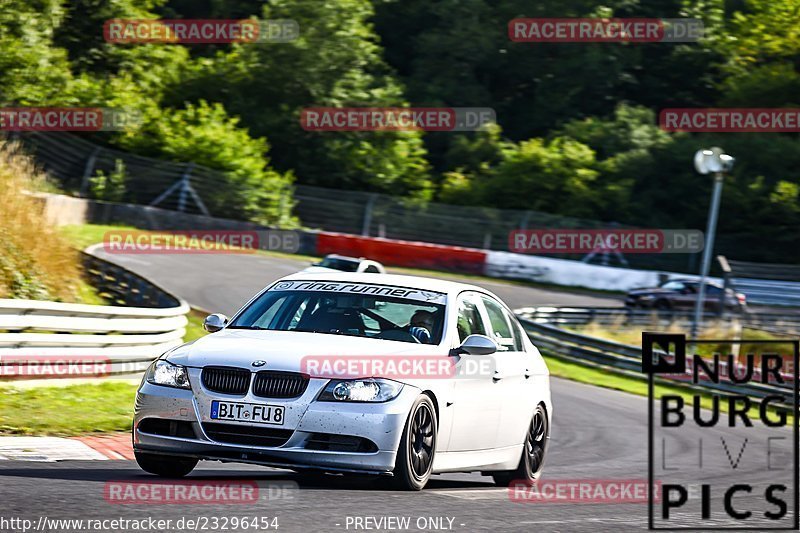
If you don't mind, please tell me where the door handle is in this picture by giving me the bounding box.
[492,371,504,382]
[524,368,532,379]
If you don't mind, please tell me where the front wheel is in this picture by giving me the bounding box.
[393,395,437,490]
[135,451,198,478]
[493,404,549,487]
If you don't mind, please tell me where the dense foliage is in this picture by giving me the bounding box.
[1,0,799,260]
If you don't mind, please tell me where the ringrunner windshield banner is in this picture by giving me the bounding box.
[268,280,447,305]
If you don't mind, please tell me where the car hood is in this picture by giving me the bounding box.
[166,329,441,370]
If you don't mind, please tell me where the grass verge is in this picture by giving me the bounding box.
[59,223,135,252]
[185,308,208,343]
[0,309,206,436]
[0,382,138,436]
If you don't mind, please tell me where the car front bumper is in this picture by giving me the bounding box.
[132,372,419,474]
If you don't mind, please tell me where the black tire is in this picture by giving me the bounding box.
[393,395,437,491]
[134,451,198,478]
[492,404,549,487]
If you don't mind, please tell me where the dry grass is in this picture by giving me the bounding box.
[572,320,794,358]
[0,140,80,300]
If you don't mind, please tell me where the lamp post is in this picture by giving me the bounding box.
[691,148,735,338]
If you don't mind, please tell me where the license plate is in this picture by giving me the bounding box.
[210,400,285,425]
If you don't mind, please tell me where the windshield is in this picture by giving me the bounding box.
[318,257,360,272]
[230,281,446,344]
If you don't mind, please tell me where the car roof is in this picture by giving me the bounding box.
[667,278,722,287]
[277,271,487,297]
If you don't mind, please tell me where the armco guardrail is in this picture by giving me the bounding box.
[516,306,800,334]
[516,308,797,409]
[726,258,800,307]
[730,278,800,307]
[0,253,189,379]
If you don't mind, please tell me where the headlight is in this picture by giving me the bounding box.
[146,360,191,389]
[318,378,403,403]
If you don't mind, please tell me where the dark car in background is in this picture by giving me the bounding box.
[625,279,747,312]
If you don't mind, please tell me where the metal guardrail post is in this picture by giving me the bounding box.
[79,147,102,198]
[361,193,377,237]
[717,255,732,317]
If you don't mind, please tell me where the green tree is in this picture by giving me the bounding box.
[170,0,432,198]
[0,0,73,105]
[118,101,294,224]
[89,158,127,202]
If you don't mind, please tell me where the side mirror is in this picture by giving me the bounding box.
[454,334,497,356]
[203,313,229,333]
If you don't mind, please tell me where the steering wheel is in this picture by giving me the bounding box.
[374,329,420,343]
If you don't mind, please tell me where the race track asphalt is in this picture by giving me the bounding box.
[0,251,791,532]
[85,248,623,315]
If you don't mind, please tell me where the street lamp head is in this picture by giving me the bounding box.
[694,149,713,174]
[719,153,735,172]
[694,147,733,175]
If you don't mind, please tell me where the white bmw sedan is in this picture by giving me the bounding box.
[133,273,552,490]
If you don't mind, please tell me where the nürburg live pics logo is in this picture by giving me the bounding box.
[643,332,799,529]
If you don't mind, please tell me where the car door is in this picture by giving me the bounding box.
[703,284,725,311]
[480,295,534,448]
[675,282,698,309]
[444,291,503,452]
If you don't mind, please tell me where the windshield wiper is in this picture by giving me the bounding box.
[227,325,268,330]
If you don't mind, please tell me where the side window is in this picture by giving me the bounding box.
[482,297,515,351]
[456,293,486,342]
[364,265,380,273]
[505,309,526,352]
[662,281,685,291]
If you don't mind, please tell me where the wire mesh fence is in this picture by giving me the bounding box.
[15,132,295,225]
[15,131,703,273]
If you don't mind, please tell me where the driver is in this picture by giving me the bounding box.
[408,310,434,344]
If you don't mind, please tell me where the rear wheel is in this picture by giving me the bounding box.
[135,451,198,478]
[393,395,437,490]
[492,404,548,487]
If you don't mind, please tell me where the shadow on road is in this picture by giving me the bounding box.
[0,463,495,491]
